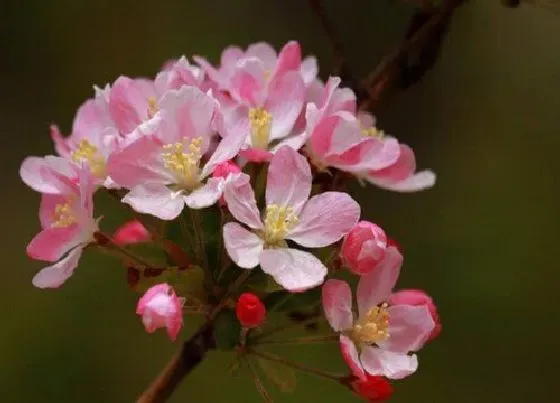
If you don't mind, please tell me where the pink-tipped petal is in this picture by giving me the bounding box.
[109,76,151,134]
[123,184,184,220]
[275,41,302,77]
[32,247,83,289]
[322,279,354,332]
[202,128,248,178]
[26,226,81,262]
[381,305,436,353]
[360,347,418,380]
[223,222,264,269]
[266,146,311,214]
[357,247,403,317]
[340,335,366,380]
[288,192,360,248]
[20,157,75,194]
[183,177,224,209]
[223,173,263,230]
[259,248,327,291]
[372,171,436,193]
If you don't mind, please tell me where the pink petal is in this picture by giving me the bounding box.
[136,283,170,314]
[246,42,277,70]
[259,248,327,291]
[360,346,418,380]
[230,59,267,106]
[288,192,360,248]
[223,222,264,269]
[240,147,273,163]
[271,131,307,153]
[309,114,340,158]
[370,171,436,193]
[39,194,67,228]
[71,94,112,140]
[32,247,83,289]
[123,183,184,220]
[202,124,247,177]
[356,247,403,317]
[50,125,71,158]
[340,334,365,380]
[300,56,318,85]
[20,157,75,194]
[193,55,226,87]
[274,41,302,77]
[109,76,152,134]
[266,146,311,214]
[266,71,305,141]
[222,173,263,230]
[183,177,224,209]
[27,226,82,262]
[322,279,354,332]
[381,305,435,353]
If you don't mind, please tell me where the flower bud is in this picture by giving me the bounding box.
[236,292,266,328]
[351,374,393,401]
[341,221,387,275]
[113,220,150,246]
[212,160,241,179]
[136,284,184,341]
[390,289,441,342]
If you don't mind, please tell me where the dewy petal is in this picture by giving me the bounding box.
[183,177,224,209]
[32,247,83,289]
[123,183,184,220]
[266,71,305,141]
[223,222,264,269]
[360,346,418,380]
[322,279,354,332]
[259,248,327,291]
[381,305,435,353]
[266,146,311,214]
[26,226,82,262]
[340,334,366,380]
[223,173,263,230]
[357,247,403,317]
[288,191,360,248]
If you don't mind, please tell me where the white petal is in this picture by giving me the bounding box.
[322,279,354,332]
[223,173,263,230]
[32,247,83,289]
[183,177,223,209]
[223,222,264,269]
[360,346,418,380]
[123,183,184,220]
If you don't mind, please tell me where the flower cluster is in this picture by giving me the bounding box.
[20,40,439,401]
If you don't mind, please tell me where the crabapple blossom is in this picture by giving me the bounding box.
[322,247,435,379]
[136,284,185,341]
[222,146,360,291]
[341,221,388,276]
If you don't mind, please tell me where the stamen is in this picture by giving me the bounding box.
[51,202,76,228]
[263,204,298,246]
[361,126,385,139]
[162,137,203,190]
[71,139,106,177]
[147,97,158,119]
[351,303,390,344]
[248,107,272,150]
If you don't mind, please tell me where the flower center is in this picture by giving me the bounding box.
[248,107,272,150]
[147,97,158,119]
[71,139,106,177]
[351,303,390,345]
[361,126,385,139]
[263,204,298,246]
[162,137,202,190]
[52,202,76,228]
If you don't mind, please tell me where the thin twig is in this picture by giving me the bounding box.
[254,334,339,346]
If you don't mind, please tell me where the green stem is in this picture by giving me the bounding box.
[94,232,154,267]
[254,334,339,346]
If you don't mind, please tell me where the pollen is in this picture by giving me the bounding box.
[351,303,390,345]
[361,126,385,139]
[162,137,203,190]
[248,107,272,150]
[71,139,106,178]
[147,97,158,119]
[51,202,76,228]
[263,204,298,246]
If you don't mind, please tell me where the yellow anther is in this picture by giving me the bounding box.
[351,303,390,345]
[71,139,106,178]
[147,97,158,119]
[248,107,272,150]
[51,203,76,228]
[162,137,203,190]
[361,126,385,139]
[263,204,298,246]
[263,69,272,81]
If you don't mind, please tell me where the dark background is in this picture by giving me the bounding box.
[1,0,558,401]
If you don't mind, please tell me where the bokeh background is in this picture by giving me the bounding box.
[1,0,558,401]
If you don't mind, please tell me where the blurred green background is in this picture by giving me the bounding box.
[1,0,558,401]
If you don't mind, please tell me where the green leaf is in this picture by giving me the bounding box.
[213,310,241,351]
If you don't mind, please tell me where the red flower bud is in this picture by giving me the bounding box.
[341,221,387,275]
[113,220,150,246]
[351,375,393,401]
[236,293,266,328]
[390,289,441,342]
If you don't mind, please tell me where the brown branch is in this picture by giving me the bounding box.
[136,323,216,403]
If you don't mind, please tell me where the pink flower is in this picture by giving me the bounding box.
[136,284,185,341]
[113,220,151,246]
[107,86,247,220]
[236,293,266,328]
[303,77,401,174]
[222,146,360,291]
[27,166,98,288]
[322,247,435,379]
[341,221,387,276]
[390,289,441,342]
